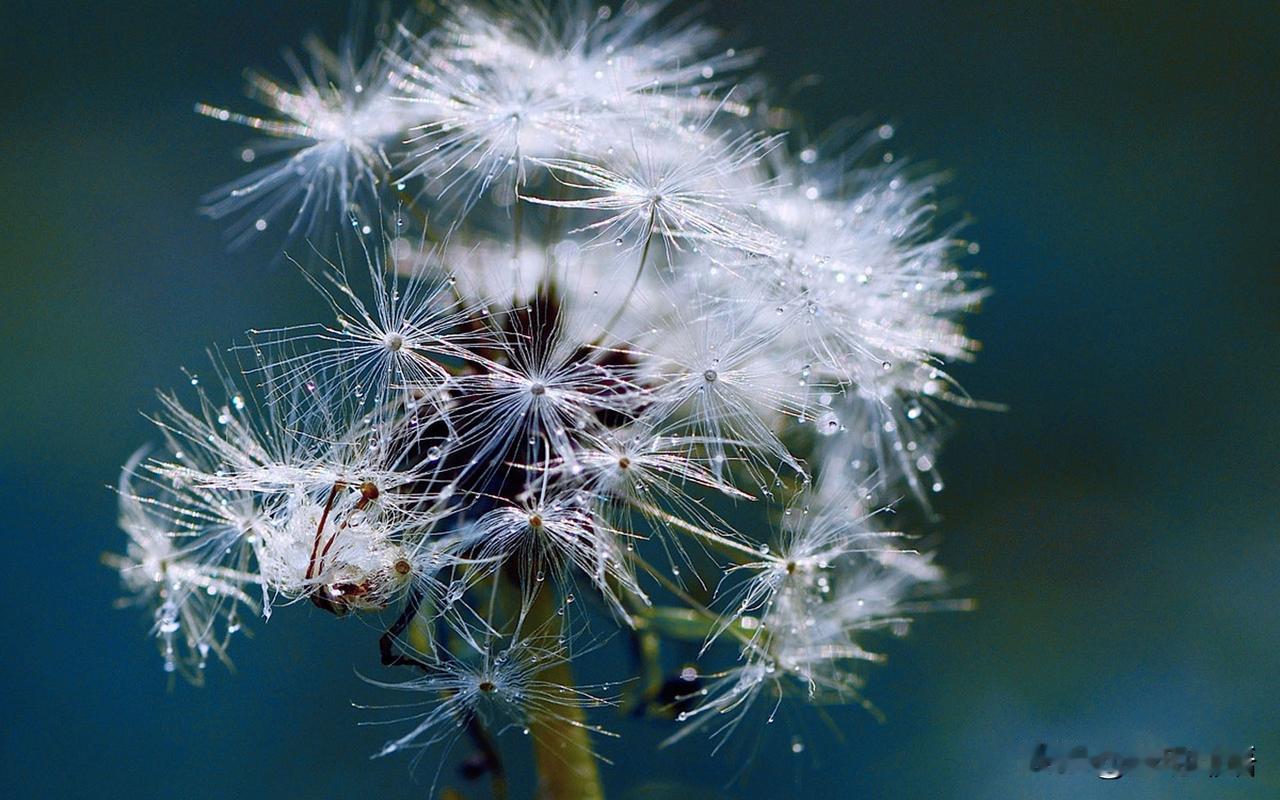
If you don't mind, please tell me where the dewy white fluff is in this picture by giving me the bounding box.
[110,0,990,787]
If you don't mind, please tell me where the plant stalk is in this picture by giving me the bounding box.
[523,583,606,800]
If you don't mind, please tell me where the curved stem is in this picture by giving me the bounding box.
[591,206,656,348]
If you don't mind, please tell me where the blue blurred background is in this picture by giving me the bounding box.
[1,2,1276,798]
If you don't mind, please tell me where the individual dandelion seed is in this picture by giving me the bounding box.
[667,617,882,752]
[640,294,814,484]
[145,353,423,501]
[144,350,359,497]
[393,34,586,216]
[815,362,955,510]
[660,657,776,750]
[361,629,618,790]
[447,282,647,476]
[705,488,906,649]
[243,232,492,416]
[467,469,648,622]
[760,544,968,716]
[145,369,290,494]
[558,415,754,567]
[197,26,420,247]
[435,0,755,120]
[106,450,262,682]
[525,104,784,259]
[667,489,963,745]
[747,145,987,379]
[392,0,753,218]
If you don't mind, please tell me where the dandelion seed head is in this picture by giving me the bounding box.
[119,0,990,776]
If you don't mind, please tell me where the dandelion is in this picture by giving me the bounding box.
[114,1,993,794]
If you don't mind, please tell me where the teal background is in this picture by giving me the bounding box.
[1,2,1276,798]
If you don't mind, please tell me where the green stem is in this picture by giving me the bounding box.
[523,583,606,800]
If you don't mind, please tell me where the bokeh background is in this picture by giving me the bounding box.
[2,2,1276,798]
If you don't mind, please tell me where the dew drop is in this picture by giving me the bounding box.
[816,410,840,436]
